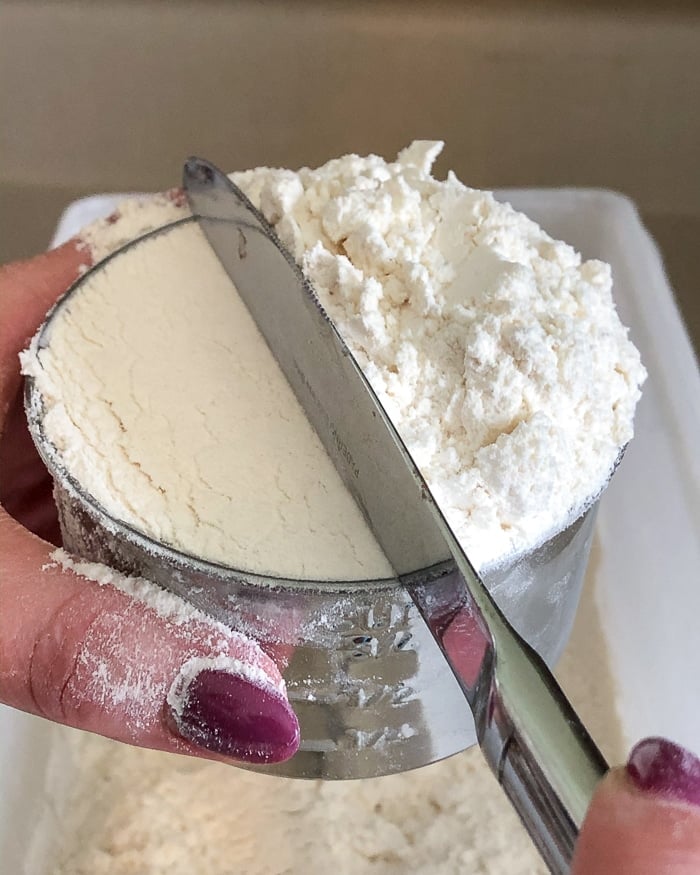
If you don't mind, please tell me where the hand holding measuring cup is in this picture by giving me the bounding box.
[0,240,299,766]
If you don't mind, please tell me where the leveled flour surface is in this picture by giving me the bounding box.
[28,224,391,580]
[24,142,645,574]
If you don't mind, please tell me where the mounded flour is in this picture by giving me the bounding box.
[23,141,645,577]
[23,144,640,874]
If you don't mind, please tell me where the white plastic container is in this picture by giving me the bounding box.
[1,188,698,872]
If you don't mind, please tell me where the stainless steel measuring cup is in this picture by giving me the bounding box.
[25,219,597,782]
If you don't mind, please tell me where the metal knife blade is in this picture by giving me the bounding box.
[182,157,454,581]
[184,157,608,874]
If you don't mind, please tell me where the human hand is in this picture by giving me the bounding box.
[573,737,700,873]
[438,601,700,872]
[0,242,299,764]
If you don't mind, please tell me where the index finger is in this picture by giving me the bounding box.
[0,242,300,764]
[573,768,700,874]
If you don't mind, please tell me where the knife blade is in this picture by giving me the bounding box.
[184,157,608,873]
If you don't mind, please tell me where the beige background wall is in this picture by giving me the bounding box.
[2,1,699,348]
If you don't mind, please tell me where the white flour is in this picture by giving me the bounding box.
[26,224,391,580]
[17,145,641,873]
[236,141,645,568]
[49,743,542,875]
[24,141,645,574]
[44,549,285,734]
[48,548,266,639]
[166,654,281,719]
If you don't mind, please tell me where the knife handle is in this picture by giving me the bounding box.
[409,572,608,874]
[475,615,608,874]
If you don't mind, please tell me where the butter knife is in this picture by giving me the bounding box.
[183,157,608,874]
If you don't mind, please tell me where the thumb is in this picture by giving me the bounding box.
[0,515,300,765]
[573,738,700,874]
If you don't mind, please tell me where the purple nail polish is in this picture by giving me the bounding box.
[168,668,300,764]
[627,737,700,808]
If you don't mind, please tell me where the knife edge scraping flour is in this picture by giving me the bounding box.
[23,141,645,575]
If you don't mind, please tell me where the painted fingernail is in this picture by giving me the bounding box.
[627,737,700,808]
[167,658,300,764]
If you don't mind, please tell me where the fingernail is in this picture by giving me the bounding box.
[167,662,300,764]
[627,737,700,808]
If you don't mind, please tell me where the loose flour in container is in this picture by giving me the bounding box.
[22,141,645,576]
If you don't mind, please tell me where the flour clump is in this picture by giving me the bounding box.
[234,141,645,568]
